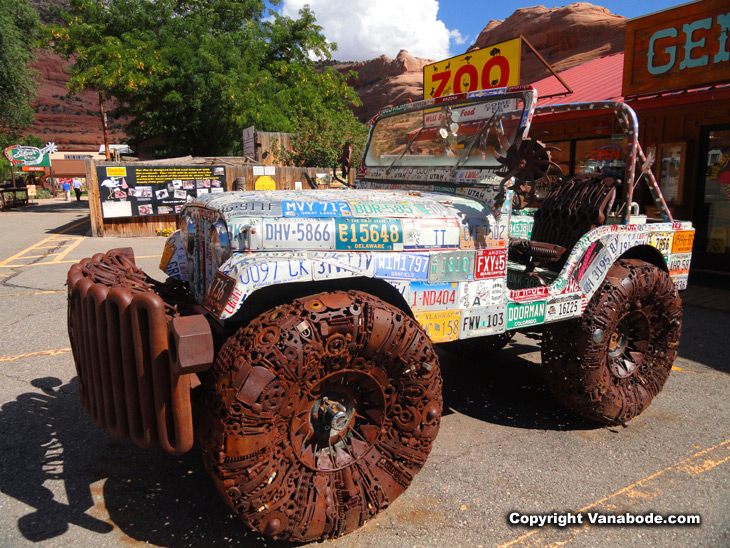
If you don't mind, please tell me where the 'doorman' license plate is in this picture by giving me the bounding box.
[202,271,237,317]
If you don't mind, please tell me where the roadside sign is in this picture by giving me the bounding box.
[424,37,521,99]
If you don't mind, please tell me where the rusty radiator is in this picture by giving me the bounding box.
[67,249,197,456]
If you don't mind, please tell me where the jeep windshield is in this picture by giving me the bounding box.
[363,88,535,181]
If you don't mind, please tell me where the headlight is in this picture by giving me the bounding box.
[181,217,196,255]
[210,221,231,265]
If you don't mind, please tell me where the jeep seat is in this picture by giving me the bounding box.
[508,174,618,271]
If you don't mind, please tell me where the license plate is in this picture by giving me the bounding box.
[429,250,474,282]
[282,201,352,217]
[402,218,460,249]
[262,219,334,250]
[459,279,505,308]
[374,252,429,280]
[507,300,546,329]
[671,230,694,253]
[415,310,461,343]
[335,218,403,251]
[202,271,237,318]
[410,282,458,311]
[459,306,506,338]
[475,249,507,279]
[648,232,673,254]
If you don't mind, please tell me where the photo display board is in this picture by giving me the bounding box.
[96,165,227,218]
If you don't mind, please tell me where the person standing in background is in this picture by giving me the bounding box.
[72,178,83,202]
[61,180,71,201]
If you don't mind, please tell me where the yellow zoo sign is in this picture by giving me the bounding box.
[424,37,521,99]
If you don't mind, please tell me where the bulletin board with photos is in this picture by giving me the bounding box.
[96,165,227,218]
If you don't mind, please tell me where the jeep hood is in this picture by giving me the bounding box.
[189,188,495,223]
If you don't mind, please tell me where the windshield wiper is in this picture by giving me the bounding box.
[386,126,425,175]
[453,111,499,171]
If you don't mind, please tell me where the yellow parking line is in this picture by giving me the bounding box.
[498,438,730,548]
[0,219,87,267]
[0,255,162,268]
[0,348,72,362]
[0,290,65,297]
[51,236,84,263]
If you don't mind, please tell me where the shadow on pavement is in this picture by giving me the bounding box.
[0,376,290,547]
[677,305,730,374]
[13,198,90,215]
[438,341,597,432]
[0,377,112,541]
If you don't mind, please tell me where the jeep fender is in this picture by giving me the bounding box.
[212,252,410,321]
[552,222,693,301]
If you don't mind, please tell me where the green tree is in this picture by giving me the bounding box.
[44,0,365,164]
[0,0,41,139]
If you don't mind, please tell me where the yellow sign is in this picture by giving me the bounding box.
[26,184,37,197]
[254,175,276,191]
[106,167,127,177]
[424,38,521,99]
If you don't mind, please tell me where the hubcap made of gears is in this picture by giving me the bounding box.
[607,310,650,379]
[291,370,386,472]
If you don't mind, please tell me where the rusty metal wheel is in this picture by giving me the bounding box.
[439,332,513,359]
[542,259,682,425]
[199,290,442,541]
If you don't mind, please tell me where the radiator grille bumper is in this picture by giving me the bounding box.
[67,250,197,456]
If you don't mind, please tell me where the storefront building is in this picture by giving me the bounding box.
[532,0,730,273]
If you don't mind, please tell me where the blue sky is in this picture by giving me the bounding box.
[276,0,690,62]
[437,1,682,47]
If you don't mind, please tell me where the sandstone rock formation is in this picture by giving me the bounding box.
[332,50,434,122]
[31,51,128,149]
[472,2,626,84]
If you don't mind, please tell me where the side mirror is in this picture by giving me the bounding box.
[334,142,353,187]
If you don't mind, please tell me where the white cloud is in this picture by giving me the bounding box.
[279,0,460,62]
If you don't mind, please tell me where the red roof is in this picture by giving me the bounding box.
[531,51,730,111]
[532,52,625,106]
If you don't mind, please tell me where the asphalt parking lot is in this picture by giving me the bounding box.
[1,198,728,548]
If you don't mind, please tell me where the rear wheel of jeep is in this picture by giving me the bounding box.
[199,290,442,542]
[542,259,682,425]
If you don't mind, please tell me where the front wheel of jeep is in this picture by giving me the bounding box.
[199,290,442,541]
[542,259,682,425]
